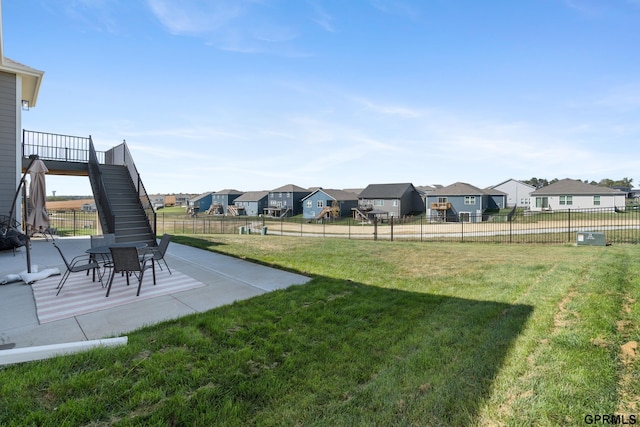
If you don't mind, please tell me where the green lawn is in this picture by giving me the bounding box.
[1,236,639,426]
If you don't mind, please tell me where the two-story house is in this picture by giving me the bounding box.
[264,184,310,217]
[301,189,359,220]
[426,182,506,222]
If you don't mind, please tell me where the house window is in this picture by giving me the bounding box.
[286,193,291,198]
[535,197,549,208]
[374,200,384,206]
[464,196,476,205]
[306,200,312,208]
[392,200,398,207]
[278,193,282,198]
[438,197,448,204]
[559,196,573,206]
[594,196,601,206]
[317,200,324,208]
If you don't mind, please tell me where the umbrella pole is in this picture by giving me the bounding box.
[23,182,32,273]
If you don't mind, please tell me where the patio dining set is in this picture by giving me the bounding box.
[53,233,173,298]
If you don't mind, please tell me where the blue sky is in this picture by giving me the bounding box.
[3,0,640,195]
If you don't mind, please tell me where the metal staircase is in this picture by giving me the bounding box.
[22,130,156,245]
[98,164,155,244]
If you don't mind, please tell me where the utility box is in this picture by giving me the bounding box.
[576,232,606,246]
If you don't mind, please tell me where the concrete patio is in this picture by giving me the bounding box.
[0,236,310,351]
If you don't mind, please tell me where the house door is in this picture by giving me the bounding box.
[459,212,471,223]
[536,197,549,209]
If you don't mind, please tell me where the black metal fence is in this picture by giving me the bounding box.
[47,207,640,244]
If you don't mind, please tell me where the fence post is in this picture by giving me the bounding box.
[461,215,464,243]
[420,215,423,242]
[390,216,394,242]
[509,212,512,244]
[374,216,378,241]
[73,210,77,236]
[567,209,571,242]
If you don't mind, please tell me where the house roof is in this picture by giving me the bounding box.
[530,179,626,196]
[270,184,309,193]
[429,182,496,196]
[301,189,359,202]
[189,192,213,202]
[215,189,243,195]
[234,191,269,202]
[488,178,536,190]
[343,188,364,196]
[358,183,416,198]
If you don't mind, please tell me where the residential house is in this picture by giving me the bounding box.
[488,179,536,208]
[301,189,359,220]
[356,183,425,221]
[149,194,166,209]
[232,191,269,216]
[0,7,44,221]
[264,184,310,217]
[209,189,243,215]
[529,179,626,212]
[188,192,214,214]
[425,182,506,223]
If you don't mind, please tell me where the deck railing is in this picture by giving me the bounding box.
[22,130,105,163]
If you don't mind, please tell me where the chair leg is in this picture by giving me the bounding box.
[161,258,172,275]
[105,269,116,297]
[136,270,145,296]
[56,271,71,296]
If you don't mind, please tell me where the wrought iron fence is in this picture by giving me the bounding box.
[48,207,640,244]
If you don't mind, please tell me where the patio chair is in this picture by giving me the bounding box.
[148,234,173,275]
[106,246,154,297]
[88,233,116,278]
[53,241,101,296]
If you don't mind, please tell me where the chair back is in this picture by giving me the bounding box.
[157,234,173,256]
[110,247,143,273]
[52,242,72,270]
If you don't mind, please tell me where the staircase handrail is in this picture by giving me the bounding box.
[88,138,116,233]
[105,141,156,237]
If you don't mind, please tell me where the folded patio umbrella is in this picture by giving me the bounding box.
[26,159,49,234]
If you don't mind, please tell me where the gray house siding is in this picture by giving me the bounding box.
[189,193,213,213]
[358,183,424,218]
[266,185,310,217]
[0,71,17,219]
[211,190,242,215]
[301,190,358,219]
[234,191,268,216]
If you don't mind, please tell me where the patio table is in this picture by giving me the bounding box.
[86,242,147,282]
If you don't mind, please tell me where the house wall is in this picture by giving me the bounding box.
[0,71,17,219]
[530,194,626,211]
[303,192,330,219]
[493,181,534,208]
[268,191,309,216]
[487,195,506,210]
[190,194,212,211]
[425,195,484,222]
[359,189,419,218]
[302,192,357,219]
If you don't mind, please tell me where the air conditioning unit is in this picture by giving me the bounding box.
[576,232,606,246]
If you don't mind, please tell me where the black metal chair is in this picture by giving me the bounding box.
[53,241,101,296]
[106,246,154,297]
[149,234,173,275]
[88,233,116,280]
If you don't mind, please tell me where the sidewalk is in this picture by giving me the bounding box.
[0,236,310,350]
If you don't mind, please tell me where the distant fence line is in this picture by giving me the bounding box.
[46,207,640,244]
